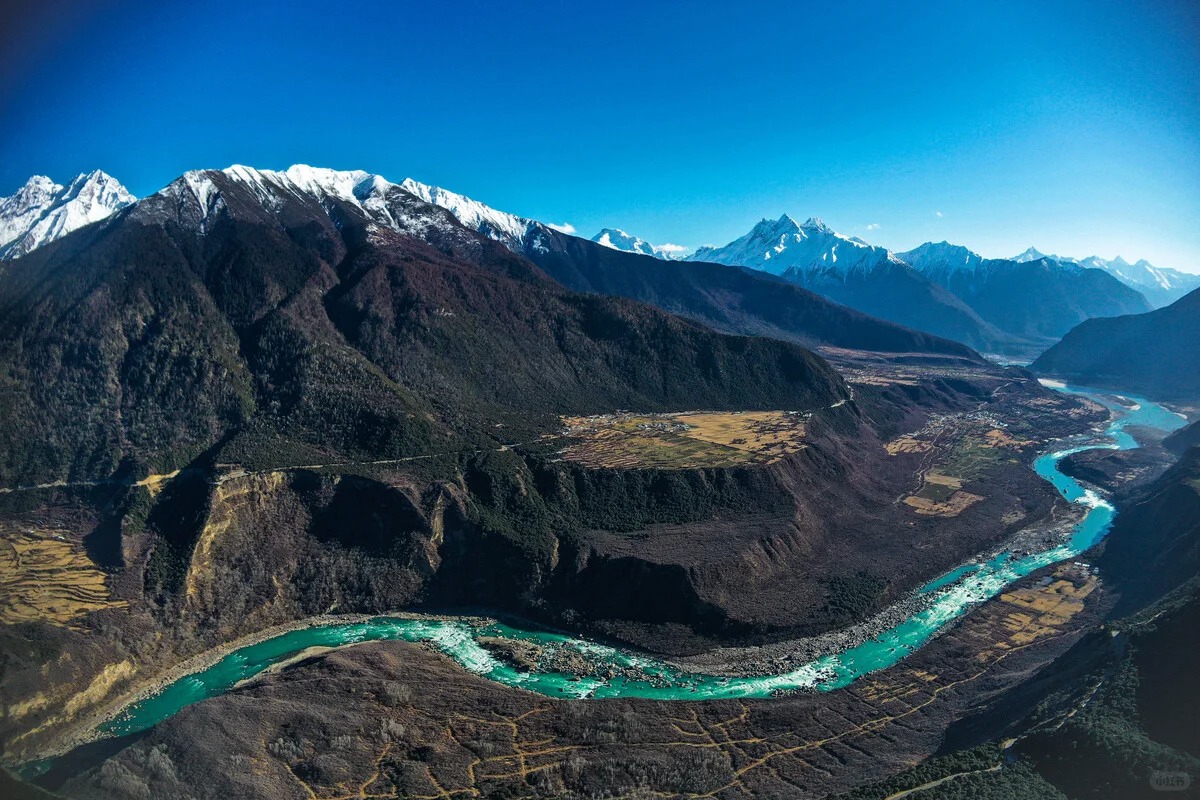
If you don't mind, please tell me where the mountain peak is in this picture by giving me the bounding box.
[686,213,896,276]
[1013,246,1047,262]
[0,170,135,259]
[19,174,60,194]
[898,241,984,274]
[747,214,797,234]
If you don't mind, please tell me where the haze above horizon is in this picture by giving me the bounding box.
[1,0,1197,270]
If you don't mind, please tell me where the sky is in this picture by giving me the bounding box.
[1,0,1198,269]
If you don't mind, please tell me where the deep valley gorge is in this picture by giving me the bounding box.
[0,160,1196,800]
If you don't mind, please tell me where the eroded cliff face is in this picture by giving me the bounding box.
[0,426,871,757]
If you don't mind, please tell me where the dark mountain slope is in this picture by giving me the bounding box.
[325,227,844,418]
[0,169,846,486]
[1164,420,1200,456]
[1008,450,1200,799]
[915,255,1151,351]
[1032,287,1200,401]
[1098,445,1200,614]
[779,260,1011,354]
[513,229,982,359]
[0,216,259,484]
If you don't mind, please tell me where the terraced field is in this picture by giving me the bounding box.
[0,526,126,627]
[558,411,807,469]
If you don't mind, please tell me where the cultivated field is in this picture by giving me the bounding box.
[558,411,807,469]
[888,413,1037,517]
[0,526,125,627]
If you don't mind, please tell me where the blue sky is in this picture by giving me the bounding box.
[2,0,1198,269]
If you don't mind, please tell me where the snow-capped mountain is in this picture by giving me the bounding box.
[897,241,985,274]
[160,164,391,221]
[138,165,566,265]
[1011,247,1200,307]
[137,165,497,263]
[591,228,683,260]
[687,215,902,277]
[0,171,135,259]
[901,241,1151,350]
[153,165,400,234]
[687,215,1007,352]
[1075,255,1200,307]
[398,178,545,251]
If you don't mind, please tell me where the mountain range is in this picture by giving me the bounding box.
[1,168,1193,364]
[686,215,1013,353]
[1,163,863,485]
[683,218,1158,357]
[1014,247,1200,307]
[900,241,1152,349]
[396,179,978,359]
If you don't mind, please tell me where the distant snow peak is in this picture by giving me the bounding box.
[687,213,899,276]
[1013,246,1055,263]
[591,227,683,260]
[0,170,135,259]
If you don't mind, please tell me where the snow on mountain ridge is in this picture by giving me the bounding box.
[897,241,985,274]
[153,165,522,250]
[0,176,60,249]
[591,227,684,260]
[398,177,537,249]
[0,171,135,259]
[143,165,563,257]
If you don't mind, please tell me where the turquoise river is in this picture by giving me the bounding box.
[30,382,1190,769]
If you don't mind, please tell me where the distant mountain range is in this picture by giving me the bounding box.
[900,241,1151,350]
[0,170,134,259]
[679,217,1162,357]
[685,215,1009,353]
[1013,247,1200,307]
[589,223,1193,314]
[1032,286,1200,401]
